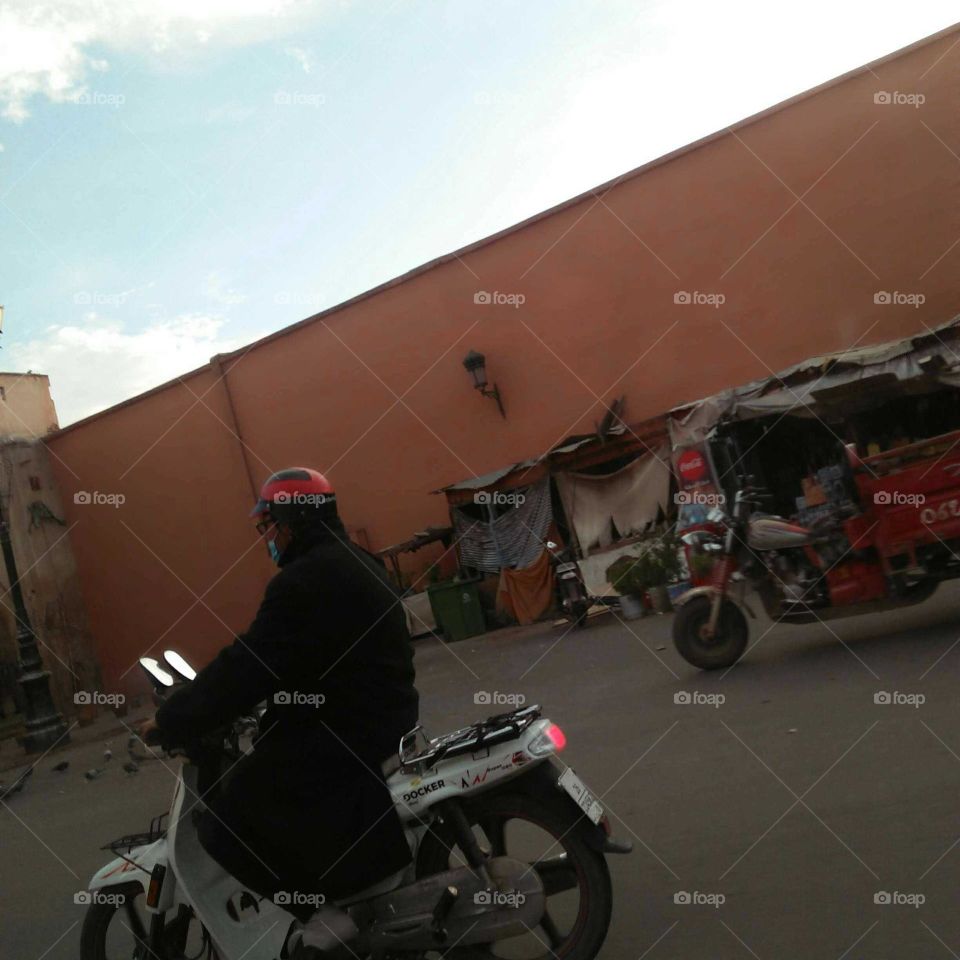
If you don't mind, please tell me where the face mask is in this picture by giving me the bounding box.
[267,537,282,565]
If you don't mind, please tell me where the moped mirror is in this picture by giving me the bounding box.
[163,650,197,681]
[139,657,175,688]
[546,541,558,550]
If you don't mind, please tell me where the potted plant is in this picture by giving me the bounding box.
[605,552,654,620]
[644,533,683,613]
[605,534,683,619]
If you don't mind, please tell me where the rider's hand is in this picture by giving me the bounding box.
[137,715,162,745]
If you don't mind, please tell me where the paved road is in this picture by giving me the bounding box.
[3,582,960,959]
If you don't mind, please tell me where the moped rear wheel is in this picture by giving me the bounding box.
[673,595,748,669]
[416,791,612,960]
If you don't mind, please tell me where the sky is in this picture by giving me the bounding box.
[0,0,957,425]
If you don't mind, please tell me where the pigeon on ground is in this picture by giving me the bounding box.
[128,732,159,763]
[85,768,104,781]
[52,760,70,773]
[0,766,33,800]
[103,748,113,762]
[123,761,140,775]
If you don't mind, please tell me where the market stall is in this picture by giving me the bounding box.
[434,415,672,622]
[670,315,960,532]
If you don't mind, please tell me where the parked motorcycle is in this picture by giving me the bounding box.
[672,478,940,670]
[545,540,618,628]
[80,650,630,959]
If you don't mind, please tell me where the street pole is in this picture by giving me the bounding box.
[2,506,69,753]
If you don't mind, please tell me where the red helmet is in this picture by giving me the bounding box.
[250,468,336,525]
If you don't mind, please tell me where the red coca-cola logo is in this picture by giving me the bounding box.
[677,449,708,484]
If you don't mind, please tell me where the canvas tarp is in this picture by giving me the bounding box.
[451,479,553,572]
[668,316,960,443]
[555,447,671,553]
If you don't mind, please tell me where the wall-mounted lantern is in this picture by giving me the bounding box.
[462,349,505,418]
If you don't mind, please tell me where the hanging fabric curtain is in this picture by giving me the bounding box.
[556,447,671,552]
[452,479,553,572]
[496,548,555,625]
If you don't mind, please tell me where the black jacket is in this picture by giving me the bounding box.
[156,520,419,764]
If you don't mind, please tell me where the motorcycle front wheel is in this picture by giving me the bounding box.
[80,883,209,959]
[673,594,748,669]
[416,790,613,960]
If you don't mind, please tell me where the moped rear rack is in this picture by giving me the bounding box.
[398,704,541,773]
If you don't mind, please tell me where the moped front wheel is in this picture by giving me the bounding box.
[79,883,152,960]
[80,883,209,959]
[673,595,748,669]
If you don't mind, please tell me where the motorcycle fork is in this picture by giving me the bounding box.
[145,911,167,959]
[706,555,736,637]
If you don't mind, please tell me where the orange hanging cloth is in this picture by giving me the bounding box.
[496,548,556,625]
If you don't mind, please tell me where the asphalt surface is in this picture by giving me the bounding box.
[3,582,960,959]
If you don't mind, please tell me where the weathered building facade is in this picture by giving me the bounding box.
[0,375,97,731]
[43,25,960,698]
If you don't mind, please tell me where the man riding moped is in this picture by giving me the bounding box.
[140,467,419,954]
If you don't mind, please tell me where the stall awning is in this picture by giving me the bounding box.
[669,315,960,444]
[433,416,669,504]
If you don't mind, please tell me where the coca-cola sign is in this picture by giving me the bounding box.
[677,449,708,485]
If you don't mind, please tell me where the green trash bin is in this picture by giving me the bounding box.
[427,579,486,642]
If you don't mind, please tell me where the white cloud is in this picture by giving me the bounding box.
[0,0,326,121]
[7,313,251,425]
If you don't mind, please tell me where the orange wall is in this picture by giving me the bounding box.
[48,27,960,698]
